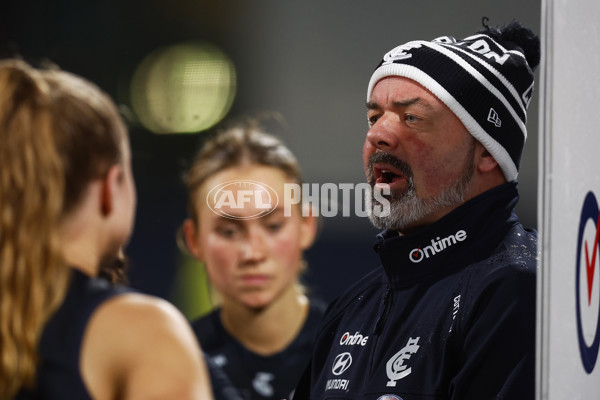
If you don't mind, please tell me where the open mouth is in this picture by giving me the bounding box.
[374,165,406,185]
[368,153,412,193]
[379,170,401,184]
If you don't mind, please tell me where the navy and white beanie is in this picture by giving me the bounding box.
[366,21,541,181]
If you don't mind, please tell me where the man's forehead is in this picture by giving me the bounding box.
[367,78,439,108]
[372,76,432,95]
[366,97,434,111]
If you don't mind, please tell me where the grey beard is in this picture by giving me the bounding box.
[366,145,475,232]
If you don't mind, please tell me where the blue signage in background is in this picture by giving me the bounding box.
[575,191,600,373]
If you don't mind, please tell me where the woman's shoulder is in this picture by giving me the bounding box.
[80,291,210,399]
[67,269,195,357]
[83,292,201,371]
[91,291,191,328]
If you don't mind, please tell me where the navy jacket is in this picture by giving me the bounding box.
[294,182,537,400]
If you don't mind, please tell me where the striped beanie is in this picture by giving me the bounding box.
[366,21,540,181]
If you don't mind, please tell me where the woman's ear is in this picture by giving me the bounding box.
[183,218,202,261]
[299,206,318,251]
[99,165,123,216]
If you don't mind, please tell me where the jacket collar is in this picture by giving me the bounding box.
[374,181,520,287]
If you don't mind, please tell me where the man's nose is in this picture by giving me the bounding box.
[366,114,400,151]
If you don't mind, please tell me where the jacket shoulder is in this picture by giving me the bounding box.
[487,223,538,276]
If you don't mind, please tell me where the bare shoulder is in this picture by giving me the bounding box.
[92,292,194,338]
[81,292,213,400]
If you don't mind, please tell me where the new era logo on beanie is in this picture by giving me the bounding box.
[366,21,540,181]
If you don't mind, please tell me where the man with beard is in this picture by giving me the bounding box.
[294,20,540,400]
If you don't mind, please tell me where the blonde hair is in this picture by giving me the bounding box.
[182,119,311,306]
[0,59,126,398]
[184,119,303,223]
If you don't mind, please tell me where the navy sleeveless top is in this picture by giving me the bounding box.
[16,269,134,399]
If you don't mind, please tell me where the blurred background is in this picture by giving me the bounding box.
[1,0,541,318]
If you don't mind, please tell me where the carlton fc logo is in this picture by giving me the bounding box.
[382,41,423,64]
[386,337,420,387]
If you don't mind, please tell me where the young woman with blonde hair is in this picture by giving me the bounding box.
[0,59,213,400]
[182,121,326,400]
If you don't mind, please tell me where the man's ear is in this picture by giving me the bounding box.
[100,165,123,217]
[475,142,499,173]
[182,218,202,261]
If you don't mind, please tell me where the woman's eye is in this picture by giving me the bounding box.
[265,221,284,233]
[217,225,240,238]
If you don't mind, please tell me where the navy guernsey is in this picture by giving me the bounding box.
[294,182,537,400]
[192,298,327,400]
[17,269,134,399]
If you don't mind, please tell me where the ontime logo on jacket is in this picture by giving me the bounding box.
[408,230,467,263]
[575,191,600,373]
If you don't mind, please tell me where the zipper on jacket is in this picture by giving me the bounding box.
[369,284,393,375]
[373,284,392,335]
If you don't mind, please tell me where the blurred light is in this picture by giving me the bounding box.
[131,42,236,134]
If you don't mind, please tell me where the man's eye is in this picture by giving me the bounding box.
[368,115,380,127]
[406,114,420,123]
